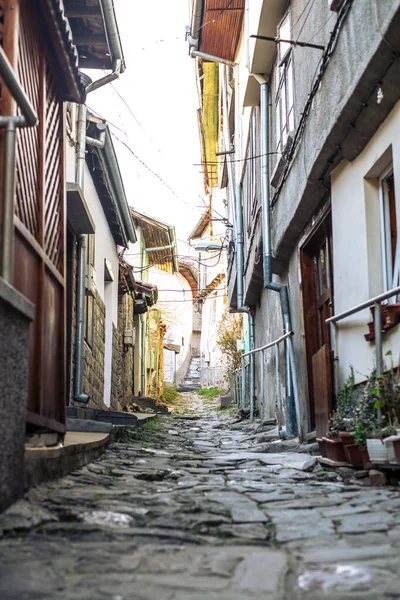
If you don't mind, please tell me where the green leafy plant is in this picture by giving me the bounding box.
[160,386,182,405]
[197,387,223,398]
[216,309,243,375]
[330,367,355,434]
[371,353,400,429]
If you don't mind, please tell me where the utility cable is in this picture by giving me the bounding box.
[194,151,281,165]
[194,0,236,36]
[110,131,202,213]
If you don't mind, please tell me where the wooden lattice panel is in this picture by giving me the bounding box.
[15,7,40,239]
[44,64,63,272]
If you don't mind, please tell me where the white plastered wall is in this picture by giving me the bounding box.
[331,100,400,385]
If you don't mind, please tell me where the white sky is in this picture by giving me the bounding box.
[86,0,206,252]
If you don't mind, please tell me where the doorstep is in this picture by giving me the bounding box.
[24,431,111,490]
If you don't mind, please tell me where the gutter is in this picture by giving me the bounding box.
[101,128,137,244]
[255,74,302,439]
[85,0,125,94]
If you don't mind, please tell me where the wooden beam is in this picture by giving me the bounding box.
[78,56,112,69]
[73,32,107,46]
[64,3,102,17]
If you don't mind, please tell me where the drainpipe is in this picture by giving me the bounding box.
[141,313,146,395]
[0,45,38,282]
[220,65,256,417]
[190,48,236,67]
[256,74,302,439]
[73,54,124,403]
[74,103,90,403]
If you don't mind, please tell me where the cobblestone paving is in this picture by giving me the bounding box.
[1,395,400,599]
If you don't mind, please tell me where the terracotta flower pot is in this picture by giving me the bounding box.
[317,438,327,458]
[382,304,400,329]
[389,436,400,464]
[339,432,355,448]
[323,436,346,462]
[344,444,363,467]
[360,445,370,468]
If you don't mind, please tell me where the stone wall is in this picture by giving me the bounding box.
[116,292,135,409]
[110,323,122,411]
[0,281,34,511]
[81,289,107,410]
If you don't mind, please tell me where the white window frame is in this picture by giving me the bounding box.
[378,166,398,297]
[275,13,295,153]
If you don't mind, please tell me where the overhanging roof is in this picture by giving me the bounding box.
[188,207,211,241]
[64,0,126,71]
[197,272,225,300]
[198,0,245,62]
[86,120,136,247]
[39,0,86,102]
[130,209,178,274]
[179,261,198,300]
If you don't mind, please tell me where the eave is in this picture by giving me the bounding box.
[199,0,245,62]
[130,209,178,274]
[178,261,199,300]
[86,123,136,248]
[64,0,126,72]
[188,208,211,241]
[197,272,225,300]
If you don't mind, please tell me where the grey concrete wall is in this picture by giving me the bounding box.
[245,0,400,433]
[0,280,34,512]
[272,0,400,266]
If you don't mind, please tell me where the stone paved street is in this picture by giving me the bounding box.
[1,394,400,599]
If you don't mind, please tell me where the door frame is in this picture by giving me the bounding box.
[299,203,333,432]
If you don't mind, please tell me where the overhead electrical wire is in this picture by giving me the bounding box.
[194,0,236,36]
[157,292,227,303]
[86,105,205,215]
[110,131,201,212]
[194,151,281,166]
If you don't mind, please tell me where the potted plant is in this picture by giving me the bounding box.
[322,369,355,462]
[345,423,366,467]
[366,424,397,463]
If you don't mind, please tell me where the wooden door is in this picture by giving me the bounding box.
[300,216,333,436]
[0,0,66,433]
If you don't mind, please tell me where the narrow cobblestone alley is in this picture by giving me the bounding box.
[1,395,400,600]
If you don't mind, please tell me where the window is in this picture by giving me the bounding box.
[275,13,295,153]
[379,168,398,294]
[243,108,260,234]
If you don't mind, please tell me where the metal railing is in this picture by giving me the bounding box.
[230,330,301,439]
[326,285,400,397]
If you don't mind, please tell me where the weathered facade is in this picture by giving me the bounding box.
[190,0,400,435]
[66,117,136,411]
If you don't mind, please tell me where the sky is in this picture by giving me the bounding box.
[86,0,206,252]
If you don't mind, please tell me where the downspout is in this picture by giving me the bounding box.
[73,57,123,403]
[141,313,146,395]
[256,74,301,439]
[190,48,236,67]
[0,45,38,282]
[221,65,256,417]
[74,103,90,403]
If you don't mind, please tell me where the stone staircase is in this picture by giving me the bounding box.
[177,356,201,392]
